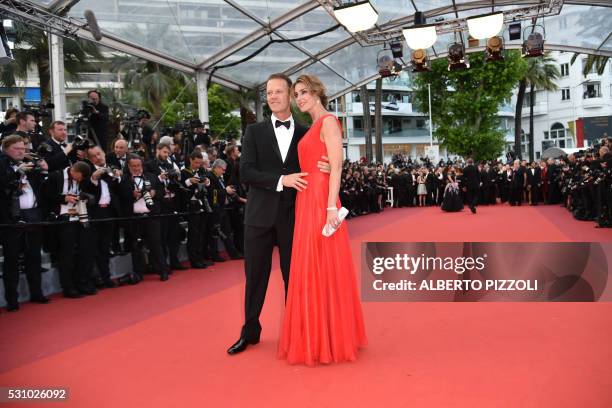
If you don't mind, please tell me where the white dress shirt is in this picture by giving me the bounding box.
[60,168,79,216]
[132,176,150,214]
[271,114,295,192]
[12,164,36,210]
[92,164,111,205]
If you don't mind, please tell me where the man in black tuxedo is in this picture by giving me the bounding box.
[106,139,129,171]
[227,73,329,355]
[0,136,50,311]
[462,158,481,214]
[86,90,110,151]
[118,154,169,282]
[38,121,78,172]
[527,161,542,205]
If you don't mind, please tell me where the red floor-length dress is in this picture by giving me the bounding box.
[278,114,367,366]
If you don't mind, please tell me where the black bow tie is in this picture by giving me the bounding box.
[275,120,291,129]
[60,142,67,148]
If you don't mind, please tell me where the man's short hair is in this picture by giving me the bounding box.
[72,161,92,179]
[16,111,34,124]
[127,154,144,165]
[1,135,25,150]
[212,158,227,169]
[189,152,203,161]
[267,73,292,89]
[224,144,237,156]
[156,143,171,151]
[87,89,100,98]
[49,120,66,131]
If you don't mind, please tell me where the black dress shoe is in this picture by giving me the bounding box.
[103,279,118,288]
[31,296,50,304]
[79,286,98,296]
[212,255,226,262]
[160,272,169,281]
[470,206,476,214]
[171,263,188,270]
[63,289,83,299]
[6,303,19,312]
[230,253,244,260]
[227,336,259,355]
[191,262,207,269]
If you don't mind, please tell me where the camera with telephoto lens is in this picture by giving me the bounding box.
[80,100,95,118]
[23,102,55,119]
[141,179,154,209]
[189,171,213,214]
[76,191,96,228]
[73,135,91,151]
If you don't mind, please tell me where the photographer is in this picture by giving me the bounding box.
[12,111,37,149]
[145,143,185,271]
[181,152,213,269]
[119,154,170,282]
[38,121,80,172]
[88,146,122,288]
[183,120,211,155]
[107,138,129,171]
[138,112,156,158]
[224,144,246,253]
[0,136,49,312]
[42,161,99,298]
[81,90,109,151]
[207,159,243,261]
[0,107,19,140]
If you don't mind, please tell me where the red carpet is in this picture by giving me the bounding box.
[1,206,611,407]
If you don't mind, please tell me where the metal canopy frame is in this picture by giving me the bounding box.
[1,0,611,98]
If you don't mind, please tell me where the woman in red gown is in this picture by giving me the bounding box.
[278,75,367,366]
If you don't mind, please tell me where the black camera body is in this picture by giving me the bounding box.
[23,102,55,119]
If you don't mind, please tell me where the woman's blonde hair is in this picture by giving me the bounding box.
[292,74,328,107]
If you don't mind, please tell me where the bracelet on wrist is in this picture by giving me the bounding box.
[326,206,337,211]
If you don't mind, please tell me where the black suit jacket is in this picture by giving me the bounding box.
[240,119,308,227]
[117,172,162,216]
[0,153,45,223]
[41,169,99,217]
[106,152,128,172]
[527,167,542,186]
[462,164,480,190]
[39,138,75,172]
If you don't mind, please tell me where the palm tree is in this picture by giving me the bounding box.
[570,53,610,76]
[374,77,383,163]
[219,87,258,135]
[0,22,103,102]
[514,53,559,161]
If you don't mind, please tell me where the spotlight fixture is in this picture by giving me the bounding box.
[333,1,379,33]
[485,36,504,61]
[411,49,429,72]
[467,12,504,40]
[403,11,437,50]
[390,40,403,59]
[447,43,468,71]
[508,22,521,41]
[522,25,545,58]
[377,49,402,78]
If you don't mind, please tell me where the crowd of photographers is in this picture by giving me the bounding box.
[1,92,610,313]
[0,94,246,312]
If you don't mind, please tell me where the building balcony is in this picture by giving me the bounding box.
[348,128,430,139]
[350,101,414,115]
[581,94,604,109]
[521,101,548,116]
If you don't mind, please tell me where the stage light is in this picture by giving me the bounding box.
[486,36,504,61]
[447,43,468,71]
[333,1,379,33]
[403,11,437,50]
[390,40,403,59]
[377,49,402,78]
[467,12,504,40]
[508,22,521,41]
[411,49,429,72]
[522,26,545,58]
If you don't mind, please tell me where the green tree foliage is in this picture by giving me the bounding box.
[412,50,527,160]
[207,84,241,140]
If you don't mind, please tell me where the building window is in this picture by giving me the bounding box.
[549,122,573,149]
[0,97,14,112]
[416,119,425,129]
[583,82,602,99]
[353,117,363,130]
[582,59,598,75]
[561,88,570,101]
[523,92,535,106]
[544,131,549,140]
[560,63,569,77]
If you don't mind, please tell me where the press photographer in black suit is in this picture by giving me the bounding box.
[181,152,213,269]
[43,161,99,298]
[119,155,169,282]
[87,146,122,288]
[106,139,129,171]
[38,121,79,172]
[145,143,186,271]
[0,136,50,312]
[12,111,39,149]
[183,120,211,155]
[85,90,110,151]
